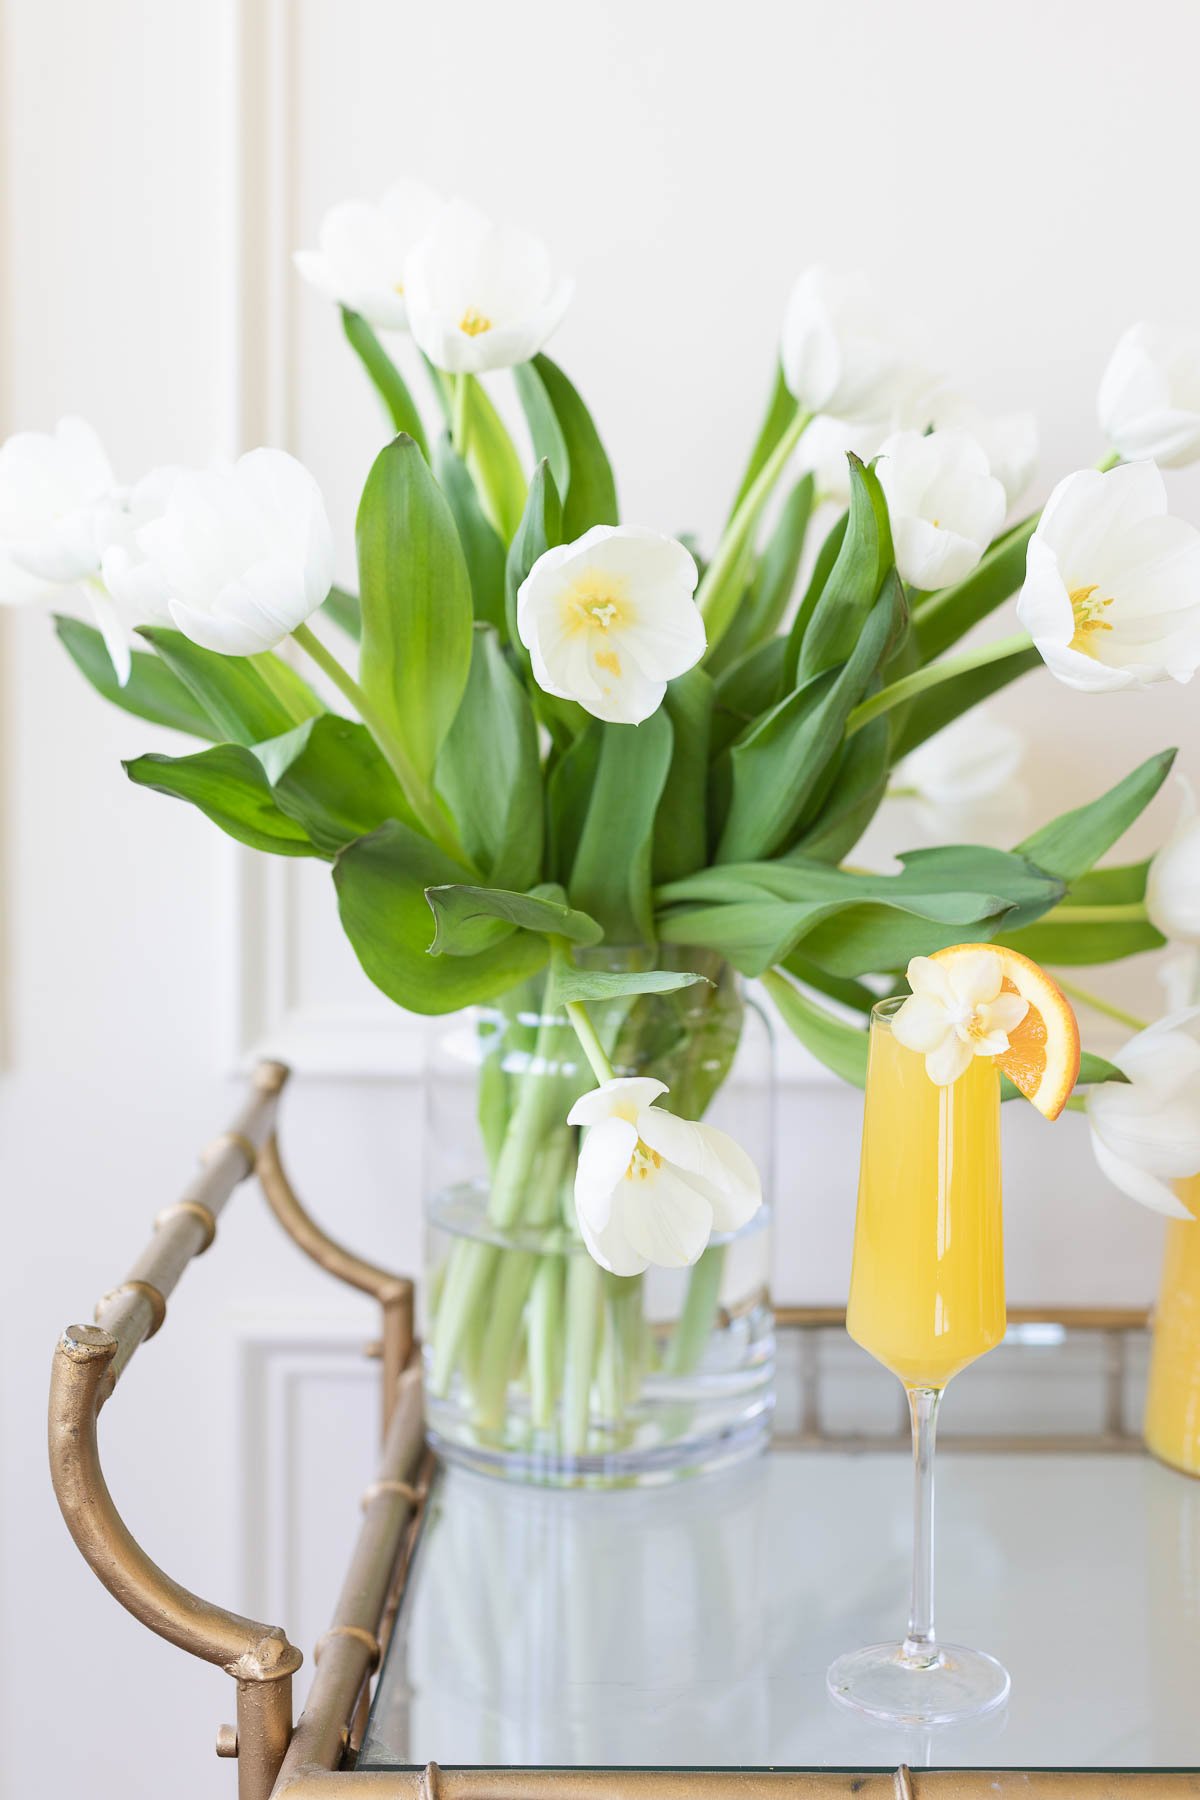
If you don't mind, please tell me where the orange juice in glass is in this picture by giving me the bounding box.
[828,951,1078,1726]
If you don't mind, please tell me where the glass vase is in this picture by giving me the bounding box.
[422,949,775,1487]
[1145,1175,1200,1477]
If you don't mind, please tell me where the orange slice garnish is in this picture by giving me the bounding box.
[931,943,1081,1120]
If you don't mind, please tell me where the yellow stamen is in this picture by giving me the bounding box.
[624,1142,663,1182]
[1069,583,1115,656]
[393,281,405,296]
[558,569,631,637]
[459,307,492,337]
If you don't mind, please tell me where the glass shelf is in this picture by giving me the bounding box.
[360,1320,1200,1774]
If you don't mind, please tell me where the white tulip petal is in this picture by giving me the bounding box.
[567,1077,669,1128]
[1147,778,1200,942]
[1098,322,1200,469]
[1089,1132,1194,1218]
[635,1108,761,1231]
[576,1198,650,1277]
[294,179,443,330]
[620,1161,714,1269]
[573,1116,640,1234]
[87,584,133,686]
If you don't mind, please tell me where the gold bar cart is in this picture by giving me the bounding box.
[48,1066,1200,1798]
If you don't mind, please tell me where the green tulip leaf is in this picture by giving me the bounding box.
[552,967,713,1002]
[334,820,548,1013]
[357,433,474,782]
[1017,749,1177,882]
[791,456,893,685]
[252,714,417,853]
[426,882,603,957]
[125,745,320,857]
[137,628,324,746]
[341,308,429,456]
[462,375,527,542]
[518,355,618,539]
[653,667,714,885]
[433,435,507,635]
[321,586,362,641]
[1076,1052,1131,1087]
[570,711,674,944]
[761,969,868,1087]
[436,625,543,891]
[55,614,220,739]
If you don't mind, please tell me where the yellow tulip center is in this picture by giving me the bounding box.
[624,1141,663,1182]
[1069,583,1114,655]
[393,281,405,296]
[459,307,493,337]
[559,571,632,685]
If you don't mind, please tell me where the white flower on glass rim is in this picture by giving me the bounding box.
[567,1078,762,1275]
[1086,1008,1200,1218]
[1146,778,1200,944]
[1016,462,1200,693]
[516,524,703,725]
[893,950,1029,1086]
[876,427,1006,590]
[780,268,904,423]
[293,178,444,331]
[404,197,572,375]
[114,448,335,657]
[1098,322,1200,469]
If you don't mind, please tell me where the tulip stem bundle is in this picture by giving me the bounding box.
[27,194,1200,1464]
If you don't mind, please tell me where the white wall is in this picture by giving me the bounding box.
[2,2,1198,1796]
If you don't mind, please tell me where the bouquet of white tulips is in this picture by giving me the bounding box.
[10,180,1198,1470]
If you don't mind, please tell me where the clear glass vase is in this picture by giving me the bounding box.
[1145,1176,1200,1477]
[422,949,775,1486]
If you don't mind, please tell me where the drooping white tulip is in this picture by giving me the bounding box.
[293,178,444,330]
[896,711,1023,808]
[1087,1009,1200,1218]
[516,524,703,725]
[1017,462,1200,693]
[876,427,1007,590]
[567,1077,762,1275]
[1146,778,1200,945]
[780,268,905,423]
[1098,322,1200,469]
[893,951,1029,1087]
[120,448,335,657]
[403,197,572,375]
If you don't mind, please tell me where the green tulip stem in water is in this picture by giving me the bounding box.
[290,620,464,861]
[1053,976,1149,1033]
[844,629,1034,737]
[664,1242,726,1376]
[696,407,813,650]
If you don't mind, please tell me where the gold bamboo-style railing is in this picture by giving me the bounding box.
[47,1060,428,1800]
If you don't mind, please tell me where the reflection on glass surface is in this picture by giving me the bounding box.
[361,1443,1200,1770]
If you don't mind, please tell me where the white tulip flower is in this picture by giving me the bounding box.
[567,1077,762,1275]
[1087,1009,1200,1218]
[0,416,117,598]
[119,448,335,657]
[1098,322,1200,469]
[896,711,1023,808]
[927,394,1039,509]
[1017,462,1200,693]
[293,178,444,331]
[876,427,1007,590]
[893,951,1029,1087]
[781,268,904,423]
[516,524,703,725]
[403,198,572,375]
[1146,778,1200,944]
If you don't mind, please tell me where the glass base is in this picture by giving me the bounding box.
[827,1641,1010,1725]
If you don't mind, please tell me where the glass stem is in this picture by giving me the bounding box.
[903,1384,943,1667]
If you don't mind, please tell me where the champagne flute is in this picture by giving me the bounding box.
[827,995,1011,1723]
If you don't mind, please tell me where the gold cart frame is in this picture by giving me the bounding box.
[47,1066,1200,1800]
